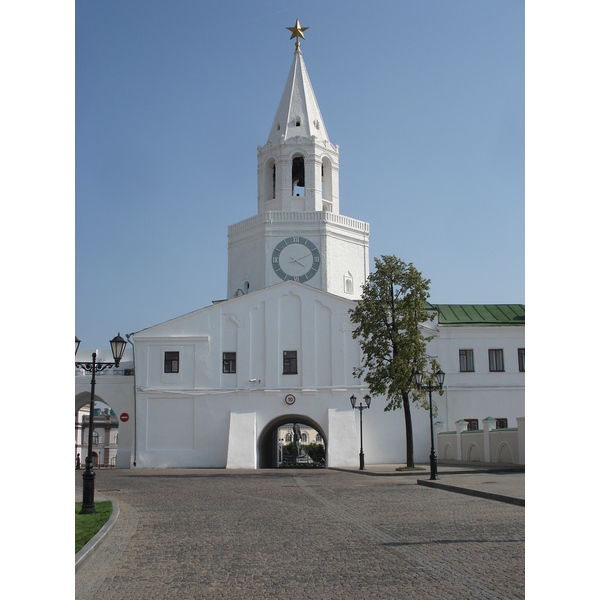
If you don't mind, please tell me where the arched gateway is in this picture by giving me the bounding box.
[75,392,119,469]
[257,414,327,468]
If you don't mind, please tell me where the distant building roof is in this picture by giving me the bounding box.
[428,304,525,326]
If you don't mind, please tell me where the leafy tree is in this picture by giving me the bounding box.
[306,442,325,462]
[349,255,442,468]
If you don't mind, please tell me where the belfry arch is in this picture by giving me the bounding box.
[257,413,327,468]
[321,155,333,209]
[264,157,276,200]
[292,154,305,195]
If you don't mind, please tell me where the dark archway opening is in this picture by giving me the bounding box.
[258,414,327,468]
[292,156,305,196]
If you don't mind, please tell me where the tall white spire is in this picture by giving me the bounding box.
[257,21,338,214]
[266,48,330,146]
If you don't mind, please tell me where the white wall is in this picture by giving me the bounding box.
[84,282,526,470]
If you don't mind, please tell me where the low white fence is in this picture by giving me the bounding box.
[436,416,524,465]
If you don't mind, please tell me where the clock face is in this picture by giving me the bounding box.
[272,236,320,282]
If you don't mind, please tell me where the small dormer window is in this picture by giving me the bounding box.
[295,117,301,126]
[277,123,281,131]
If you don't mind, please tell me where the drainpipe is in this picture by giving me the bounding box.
[126,333,137,467]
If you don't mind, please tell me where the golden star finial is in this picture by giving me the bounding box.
[286,19,309,51]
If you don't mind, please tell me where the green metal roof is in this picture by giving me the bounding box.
[428,304,525,326]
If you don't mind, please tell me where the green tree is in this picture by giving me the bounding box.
[349,255,442,468]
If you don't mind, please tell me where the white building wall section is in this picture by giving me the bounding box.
[327,409,359,468]
[128,284,524,469]
[226,411,257,469]
[315,300,332,387]
[249,301,266,384]
[429,325,525,429]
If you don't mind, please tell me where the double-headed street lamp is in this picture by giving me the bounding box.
[412,368,445,480]
[350,393,371,470]
[75,334,127,514]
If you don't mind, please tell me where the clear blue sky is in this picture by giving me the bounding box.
[74,0,525,350]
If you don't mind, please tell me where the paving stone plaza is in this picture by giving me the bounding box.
[75,468,524,599]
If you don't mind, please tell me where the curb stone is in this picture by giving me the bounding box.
[417,478,525,506]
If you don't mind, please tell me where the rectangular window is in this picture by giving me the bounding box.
[283,351,298,374]
[496,418,508,429]
[223,352,236,373]
[488,349,504,372]
[518,348,525,372]
[459,349,475,372]
[466,419,479,431]
[164,351,179,373]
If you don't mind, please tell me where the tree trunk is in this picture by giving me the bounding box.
[402,390,414,468]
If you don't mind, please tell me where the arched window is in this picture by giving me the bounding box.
[322,156,333,209]
[344,272,354,295]
[292,156,305,196]
[285,432,293,442]
[301,433,308,443]
[265,158,276,201]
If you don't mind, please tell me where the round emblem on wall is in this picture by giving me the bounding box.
[284,394,296,405]
[272,236,320,282]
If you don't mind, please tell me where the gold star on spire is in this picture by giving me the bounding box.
[286,19,309,51]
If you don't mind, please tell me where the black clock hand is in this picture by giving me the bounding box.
[289,256,308,267]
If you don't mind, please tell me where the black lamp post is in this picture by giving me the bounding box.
[75,333,127,514]
[350,393,371,470]
[412,368,445,480]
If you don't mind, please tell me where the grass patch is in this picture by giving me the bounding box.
[75,501,113,553]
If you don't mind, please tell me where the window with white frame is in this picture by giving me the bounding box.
[518,348,525,372]
[283,351,298,374]
[223,352,236,373]
[164,351,179,373]
[466,419,479,431]
[459,349,475,372]
[488,349,504,372]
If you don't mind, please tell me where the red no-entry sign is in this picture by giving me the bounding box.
[120,413,129,422]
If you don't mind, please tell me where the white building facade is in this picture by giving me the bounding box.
[76,29,524,470]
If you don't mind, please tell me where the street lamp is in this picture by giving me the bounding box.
[75,333,127,514]
[412,368,445,480]
[350,393,371,470]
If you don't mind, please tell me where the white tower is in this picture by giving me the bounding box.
[227,21,369,299]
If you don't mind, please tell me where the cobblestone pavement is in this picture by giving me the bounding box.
[75,468,524,599]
